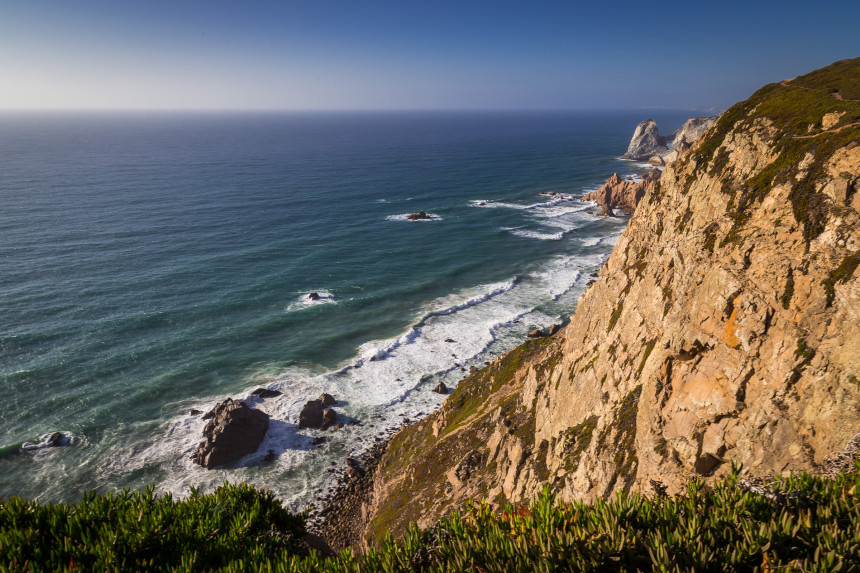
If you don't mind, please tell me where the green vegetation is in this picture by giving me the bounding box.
[5,466,859,571]
[597,385,642,495]
[823,250,860,307]
[688,58,860,244]
[781,269,795,309]
[637,339,657,376]
[561,415,599,473]
[607,301,624,332]
[794,337,815,362]
[0,483,306,572]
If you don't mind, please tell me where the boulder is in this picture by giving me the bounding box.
[433,382,449,394]
[527,329,544,338]
[47,432,65,447]
[318,393,336,407]
[308,292,321,300]
[406,211,430,220]
[251,388,282,398]
[190,409,202,416]
[299,400,325,428]
[321,409,337,430]
[548,324,561,336]
[192,399,269,469]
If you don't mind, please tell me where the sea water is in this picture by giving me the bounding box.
[0,110,691,508]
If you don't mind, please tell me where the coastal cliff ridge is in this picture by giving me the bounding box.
[318,58,860,551]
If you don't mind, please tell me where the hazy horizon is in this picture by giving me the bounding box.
[1,0,857,112]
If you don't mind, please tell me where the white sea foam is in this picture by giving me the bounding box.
[509,229,565,241]
[284,290,337,313]
[125,189,625,509]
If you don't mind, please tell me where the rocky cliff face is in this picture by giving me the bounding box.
[581,169,661,215]
[622,116,717,165]
[324,59,860,550]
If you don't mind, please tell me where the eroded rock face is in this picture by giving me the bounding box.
[582,169,661,215]
[332,59,860,549]
[621,116,717,165]
[622,119,666,161]
[192,399,269,468]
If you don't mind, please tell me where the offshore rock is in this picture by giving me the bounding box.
[621,116,716,164]
[192,399,269,468]
[621,119,666,161]
[406,211,430,220]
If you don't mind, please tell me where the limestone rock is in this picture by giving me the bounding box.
[192,399,269,468]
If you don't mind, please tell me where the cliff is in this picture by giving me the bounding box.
[582,169,661,215]
[321,58,860,550]
[622,116,717,166]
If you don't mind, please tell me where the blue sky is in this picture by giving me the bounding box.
[1,0,857,110]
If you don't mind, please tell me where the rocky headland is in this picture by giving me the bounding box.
[622,116,717,166]
[315,58,860,551]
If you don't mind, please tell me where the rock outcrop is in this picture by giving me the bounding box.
[582,169,661,215]
[621,119,666,161]
[319,58,860,550]
[299,395,338,429]
[192,399,269,468]
[622,116,717,166]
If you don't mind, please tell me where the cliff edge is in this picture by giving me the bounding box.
[321,58,860,550]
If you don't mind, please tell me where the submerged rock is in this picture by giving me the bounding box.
[251,388,282,398]
[308,292,321,300]
[192,399,269,469]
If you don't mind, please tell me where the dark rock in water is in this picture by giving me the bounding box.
[590,272,599,277]
[299,400,325,428]
[346,458,365,477]
[263,449,276,463]
[445,338,455,343]
[469,365,478,375]
[587,279,596,287]
[192,398,269,469]
[321,409,337,430]
[406,211,430,220]
[47,432,64,447]
[527,329,544,338]
[548,324,561,336]
[190,409,203,416]
[312,436,329,446]
[433,382,448,394]
[308,292,321,300]
[586,209,593,214]
[319,393,336,407]
[335,423,344,429]
[251,388,282,398]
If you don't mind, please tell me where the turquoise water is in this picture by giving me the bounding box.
[0,110,690,507]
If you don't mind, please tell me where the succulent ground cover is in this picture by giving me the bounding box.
[2,465,858,571]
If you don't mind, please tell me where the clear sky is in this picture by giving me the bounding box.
[1,0,857,111]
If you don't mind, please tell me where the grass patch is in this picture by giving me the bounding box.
[823,250,860,307]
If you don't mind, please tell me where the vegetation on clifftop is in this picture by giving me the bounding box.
[2,466,859,571]
[688,57,860,243]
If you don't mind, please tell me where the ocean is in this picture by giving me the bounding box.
[0,110,691,509]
